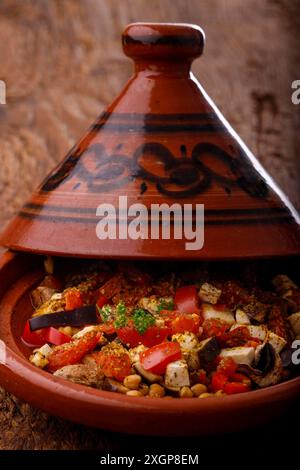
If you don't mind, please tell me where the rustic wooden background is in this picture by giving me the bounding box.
[0,0,299,450]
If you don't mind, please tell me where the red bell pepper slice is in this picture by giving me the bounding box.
[21,321,71,347]
[174,286,200,315]
[44,327,71,346]
[211,372,228,392]
[223,382,251,395]
[211,369,251,394]
[140,341,181,375]
[21,321,47,347]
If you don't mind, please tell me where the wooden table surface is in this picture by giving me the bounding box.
[0,0,299,450]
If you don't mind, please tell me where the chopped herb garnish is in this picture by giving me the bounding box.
[114,301,128,328]
[157,299,174,313]
[97,304,112,324]
[132,308,155,334]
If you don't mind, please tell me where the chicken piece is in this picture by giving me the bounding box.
[172,332,199,351]
[53,364,105,388]
[164,360,190,391]
[199,283,222,305]
[202,303,235,325]
[182,350,200,371]
[230,324,267,341]
[172,333,200,371]
[267,331,287,353]
[220,347,255,366]
[235,309,250,325]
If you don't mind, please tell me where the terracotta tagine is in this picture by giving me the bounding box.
[1,23,299,260]
[0,24,299,436]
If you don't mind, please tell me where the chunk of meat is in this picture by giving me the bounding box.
[31,286,57,309]
[268,304,291,342]
[99,274,123,299]
[54,364,105,388]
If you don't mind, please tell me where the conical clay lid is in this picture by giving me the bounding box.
[1,23,300,260]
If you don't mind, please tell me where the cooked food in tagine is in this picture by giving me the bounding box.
[23,258,300,398]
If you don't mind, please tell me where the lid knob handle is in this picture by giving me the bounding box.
[122,23,205,61]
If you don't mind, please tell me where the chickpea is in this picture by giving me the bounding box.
[149,384,165,398]
[198,392,213,399]
[179,387,193,398]
[123,374,142,390]
[215,390,226,397]
[126,390,143,397]
[191,384,208,397]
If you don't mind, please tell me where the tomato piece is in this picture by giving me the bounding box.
[92,349,131,381]
[217,357,237,377]
[223,381,251,395]
[117,326,141,347]
[96,294,110,309]
[65,290,83,311]
[21,321,47,347]
[161,309,201,334]
[197,369,209,385]
[174,286,200,315]
[140,341,181,375]
[170,313,201,335]
[218,326,251,348]
[245,340,261,348]
[99,322,116,335]
[229,373,251,386]
[47,331,100,372]
[202,319,229,338]
[117,326,172,348]
[211,372,228,392]
[44,327,71,346]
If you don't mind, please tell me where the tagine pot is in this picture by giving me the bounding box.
[1,23,299,260]
[0,23,299,436]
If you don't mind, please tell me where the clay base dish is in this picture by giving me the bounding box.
[0,251,299,436]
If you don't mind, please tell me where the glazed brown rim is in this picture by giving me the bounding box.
[1,345,300,435]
